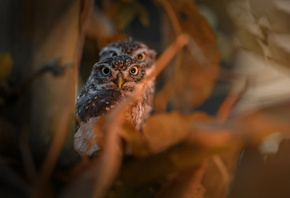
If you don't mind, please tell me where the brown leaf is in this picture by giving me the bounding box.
[143,111,212,154]
[155,0,220,111]
[119,122,151,157]
[233,101,290,143]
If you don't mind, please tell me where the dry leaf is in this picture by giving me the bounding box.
[250,0,290,33]
[155,0,220,111]
[233,101,290,143]
[231,51,290,116]
[143,111,212,154]
[230,0,290,70]
[119,122,150,157]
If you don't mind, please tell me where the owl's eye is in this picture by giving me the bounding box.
[109,51,117,57]
[101,66,111,76]
[135,52,146,61]
[130,66,139,75]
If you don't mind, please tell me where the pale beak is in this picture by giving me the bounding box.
[114,76,125,89]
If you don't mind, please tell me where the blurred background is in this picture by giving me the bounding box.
[0,0,290,197]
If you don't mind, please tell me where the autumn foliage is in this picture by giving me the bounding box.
[0,0,290,198]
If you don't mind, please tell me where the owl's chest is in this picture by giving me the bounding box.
[77,82,154,131]
[77,89,124,121]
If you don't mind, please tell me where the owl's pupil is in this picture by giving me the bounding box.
[101,67,110,76]
[138,54,143,59]
[103,68,110,74]
[131,68,136,73]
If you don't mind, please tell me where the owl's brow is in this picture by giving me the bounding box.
[111,63,131,71]
[131,48,148,57]
[99,46,120,56]
[95,63,109,68]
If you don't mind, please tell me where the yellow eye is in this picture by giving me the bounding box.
[101,66,111,76]
[130,66,139,75]
[135,52,146,61]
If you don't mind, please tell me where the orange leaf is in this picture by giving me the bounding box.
[143,111,212,154]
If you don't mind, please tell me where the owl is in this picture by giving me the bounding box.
[75,40,156,156]
[98,40,156,70]
[98,40,157,121]
[75,55,155,156]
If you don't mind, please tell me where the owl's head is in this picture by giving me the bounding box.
[99,40,156,69]
[88,55,147,93]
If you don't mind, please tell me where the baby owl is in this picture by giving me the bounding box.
[75,40,156,156]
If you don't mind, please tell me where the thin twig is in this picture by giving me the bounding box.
[212,155,231,193]
[19,128,37,184]
[0,60,72,102]
[34,109,72,197]
[76,0,95,65]
[157,0,213,69]
[216,78,248,123]
[154,0,213,112]
[183,160,208,198]
[187,37,210,67]
[15,59,72,95]
[154,0,183,112]
[157,0,182,35]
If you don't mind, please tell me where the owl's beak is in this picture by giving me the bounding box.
[114,76,125,89]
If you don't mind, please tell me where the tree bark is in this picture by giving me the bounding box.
[29,0,79,162]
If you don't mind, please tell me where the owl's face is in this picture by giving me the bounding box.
[99,40,156,70]
[77,55,147,122]
[89,55,146,91]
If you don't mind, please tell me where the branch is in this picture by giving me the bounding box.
[0,59,72,102]
[33,0,95,197]
[216,78,248,123]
